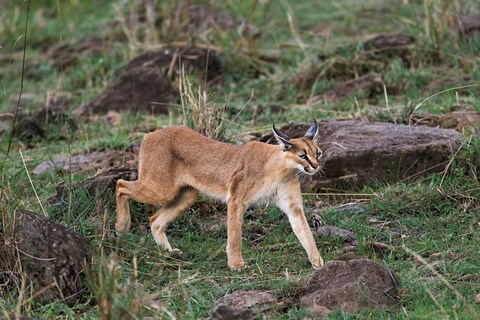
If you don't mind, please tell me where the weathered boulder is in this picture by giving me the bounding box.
[457,13,480,37]
[0,210,90,306]
[299,259,399,317]
[261,121,459,190]
[33,143,139,175]
[210,290,279,320]
[48,166,138,203]
[74,46,222,116]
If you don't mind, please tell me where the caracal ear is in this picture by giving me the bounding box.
[273,122,294,151]
[304,119,319,141]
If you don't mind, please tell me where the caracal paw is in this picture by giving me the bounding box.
[311,256,325,269]
[168,248,184,258]
[228,258,245,271]
[115,222,131,235]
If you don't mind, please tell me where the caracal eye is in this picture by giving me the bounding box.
[316,150,323,159]
[299,154,308,160]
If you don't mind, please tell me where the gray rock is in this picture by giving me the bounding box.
[48,166,138,203]
[262,121,459,190]
[210,290,278,320]
[33,144,139,175]
[0,210,90,306]
[300,259,399,317]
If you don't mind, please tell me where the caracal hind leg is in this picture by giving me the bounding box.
[116,178,176,234]
[150,187,199,252]
[275,191,324,268]
[226,199,246,270]
[115,179,136,234]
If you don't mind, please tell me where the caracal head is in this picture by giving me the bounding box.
[273,120,323,176]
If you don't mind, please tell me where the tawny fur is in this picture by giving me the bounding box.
[116,123,324,270]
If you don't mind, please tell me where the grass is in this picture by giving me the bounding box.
[1,0,480,319]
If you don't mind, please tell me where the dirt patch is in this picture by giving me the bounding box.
[74,46,222,116]
[299,259,399,317]
[0,210,90,306]
[261,120,459,190]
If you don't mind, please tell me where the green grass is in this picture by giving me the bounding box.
[1,0,480,319]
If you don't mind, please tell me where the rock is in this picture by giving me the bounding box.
[110,2,245,42]
[314,33,416,81]
[4,94,76,142]
[33,144,139,175]
[457,274,480,283]
[48,166,138,203]
[124,46,222,80]
[311,214,357,245]
[315,226,357,245]
[424,76,472,93]
[337,203,366,214]
[211,290,279,320]
[309,73,383,104]
[0,210,90,306]
[74,46,222,116]
[103,111,122,126]
[416,111,480,134]
[187,4,240,31]
[210,305,254,320]
[74,64,175,116]
[47,38,105,69]
[299,259,399,317]
[369,241,394,257]
[261,121,459,190]
[362,33,415,59]
[457,13,480,37]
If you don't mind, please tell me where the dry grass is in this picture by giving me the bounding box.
[178,68,228,141]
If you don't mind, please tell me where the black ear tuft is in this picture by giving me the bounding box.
[273,122,290,141]
[272,122,293,151]
[304,120,318,140]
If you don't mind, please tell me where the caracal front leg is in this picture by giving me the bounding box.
[275,186,324,268]
[226,198,246,270]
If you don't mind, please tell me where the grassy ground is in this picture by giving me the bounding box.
[1,0,480,319]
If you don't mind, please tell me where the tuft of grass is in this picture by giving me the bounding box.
[178,69,228,141]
